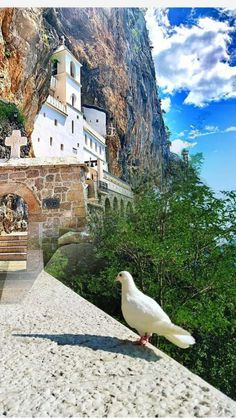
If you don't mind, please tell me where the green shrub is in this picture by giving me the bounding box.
[0,101,25,126]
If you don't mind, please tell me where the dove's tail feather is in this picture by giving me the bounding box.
[164,334,195,349]
[153,320,191,336]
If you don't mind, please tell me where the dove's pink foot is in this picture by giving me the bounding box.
[134,335,150,346]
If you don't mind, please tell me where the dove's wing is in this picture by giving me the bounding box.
[122,287,171,334]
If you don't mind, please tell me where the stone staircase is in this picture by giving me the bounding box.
[0,232,27,271]
[0,232,43,304]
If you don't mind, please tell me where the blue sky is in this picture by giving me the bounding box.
[145,8,236,192]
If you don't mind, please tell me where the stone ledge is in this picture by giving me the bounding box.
[0,157,88,170]
[0,271,235,417]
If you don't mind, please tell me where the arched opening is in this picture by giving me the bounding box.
[120,199,124,215]
[70,61,76,78]
[127,201,133,215]
[113,197,118,211]
[52,59,59,76]
[71,94,76,107]
[105,198,111,214]
[0,193,28,272]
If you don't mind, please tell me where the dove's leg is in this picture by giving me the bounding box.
[134,334,151,346]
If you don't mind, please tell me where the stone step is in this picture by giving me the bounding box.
[0,240,27,247]
[0,261,27,271]
[0,246,27,253]
[0,253,27,261]
[0,234,27,241]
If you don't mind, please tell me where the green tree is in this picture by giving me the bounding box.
[47,161,236,399]
[88,165,236,399]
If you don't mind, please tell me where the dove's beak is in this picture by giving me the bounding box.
[114,276,120,282]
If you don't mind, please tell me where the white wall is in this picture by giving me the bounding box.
[65,54,81,85]
[83,107,107,137]
[66,77,81,111]
[31,103,85,160]
[83,128,107,167]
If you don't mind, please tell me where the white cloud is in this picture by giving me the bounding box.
[161,97,171,112]
[170,139,197,155]
[225,126,236,132]
[177,131,186,137]
[187,124,236,138]
[145,10,236,107]
[189,125,219,139]
[204,125,219,132]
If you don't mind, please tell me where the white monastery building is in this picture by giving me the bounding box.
[31,40,133,206]
[31,42,108,176]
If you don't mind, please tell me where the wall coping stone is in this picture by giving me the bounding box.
[0,157,88,171]
[0,270,235,417]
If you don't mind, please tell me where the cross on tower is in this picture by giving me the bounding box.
[5,130,27,159]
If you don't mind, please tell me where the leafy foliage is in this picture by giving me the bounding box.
[0,101,25,125]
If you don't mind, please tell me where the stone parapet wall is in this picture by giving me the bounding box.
[0,157,88,238]
[0,270,235,417]
[103,171,134,199]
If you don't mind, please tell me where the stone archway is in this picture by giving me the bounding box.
[0,193,29,272]
[105,198,111,214]
[127,201,133,215]
[0,182,42,222]
[0,182,44,293]
[113,196,118,211]
[120,199,124,215]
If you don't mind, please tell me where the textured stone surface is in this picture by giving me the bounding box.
[0,8,169,178]
[0,158,88,237]
[0,270,235,417]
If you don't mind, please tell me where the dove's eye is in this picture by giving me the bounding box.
[119,273,122,277]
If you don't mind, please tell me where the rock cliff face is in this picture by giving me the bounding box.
[0,8,169,180]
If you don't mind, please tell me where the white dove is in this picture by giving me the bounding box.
[115,271,195,348]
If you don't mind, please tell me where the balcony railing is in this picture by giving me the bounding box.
[46,95,67,115]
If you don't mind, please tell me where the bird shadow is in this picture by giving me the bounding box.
[12,333,161,362]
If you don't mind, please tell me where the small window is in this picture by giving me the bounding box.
[72,120,74,134]
[77,143,80,147]
[85,134,88,145]
[77,115,79,119]
[72,94,76,107]
[38,138,40,142]
[61,144,64,151]
[99,146,102,154]
[95,143,97,152]
[54,119,58,126]
[96,119,99,123]
[72,147,77,154]
[70,61,76,78]
[43,112,46,117]
[90,138,93,148]
[91,174,94,180]
[50,137,53,146]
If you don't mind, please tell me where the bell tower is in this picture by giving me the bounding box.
[50,37,82,111]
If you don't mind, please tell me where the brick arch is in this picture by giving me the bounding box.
[0,182,42,220]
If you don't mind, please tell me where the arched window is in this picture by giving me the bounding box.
[71,94,76,107]
[52,59,59,76]
[70,61,76,78]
